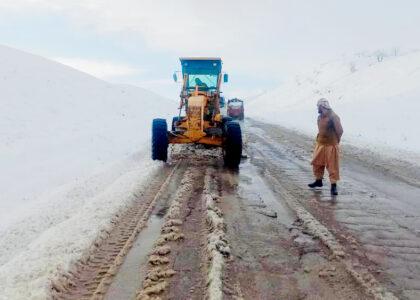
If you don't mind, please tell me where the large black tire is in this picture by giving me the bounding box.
[171,116,182,131]
[152,118,168,162]
[223,121,242,168]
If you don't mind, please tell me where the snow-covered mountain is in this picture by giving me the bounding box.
[248,51,420,158]
[0,45,173,299]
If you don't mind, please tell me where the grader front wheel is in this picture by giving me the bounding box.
[152,118,168,162]
[223,121,242,168]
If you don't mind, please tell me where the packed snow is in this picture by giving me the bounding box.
[0,45,173,299]
[247,50,420,164]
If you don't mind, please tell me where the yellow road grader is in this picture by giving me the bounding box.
[152,57,242,167]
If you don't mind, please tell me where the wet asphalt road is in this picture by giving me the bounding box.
[54,118,419,299]
[247,119,420,299]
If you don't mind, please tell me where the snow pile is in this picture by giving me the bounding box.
[0,45,173,298]
[204,169,230,300]
[248,51,420,159]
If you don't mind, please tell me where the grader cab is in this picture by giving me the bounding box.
[152,57,242,167]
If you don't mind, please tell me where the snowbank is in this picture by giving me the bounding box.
[0,45,173,298]
[247,51,420,161]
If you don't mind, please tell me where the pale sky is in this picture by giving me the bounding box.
[1,0,420,99]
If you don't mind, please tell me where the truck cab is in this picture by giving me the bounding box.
[227,98,244,120]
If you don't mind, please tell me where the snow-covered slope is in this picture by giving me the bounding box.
[248,51,420,158]
[0,45,173,298]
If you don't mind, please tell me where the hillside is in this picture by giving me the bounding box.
[0,45,173,299]
[0,45,174,228]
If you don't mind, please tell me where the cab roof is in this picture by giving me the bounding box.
[180,57,222,75]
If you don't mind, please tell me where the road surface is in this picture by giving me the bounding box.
[50,119,420,299]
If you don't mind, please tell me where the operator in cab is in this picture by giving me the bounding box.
[194,77,208,90]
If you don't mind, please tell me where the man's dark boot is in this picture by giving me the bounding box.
[308,179,323,188]
[331,183,338,195]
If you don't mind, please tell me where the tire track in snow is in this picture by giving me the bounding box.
[135,166,198,299]
[50,162,181,299]
[135,161,232,300]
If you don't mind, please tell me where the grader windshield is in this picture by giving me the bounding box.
[180,58,222,91]
[187,74,218,91]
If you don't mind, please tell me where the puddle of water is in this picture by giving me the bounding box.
[104,215,164,300]
[310,190,338,204]
[238,160,295,226]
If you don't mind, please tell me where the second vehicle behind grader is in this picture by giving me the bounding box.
[152,57,242,167]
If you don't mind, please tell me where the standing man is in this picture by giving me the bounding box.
[308,98,343,195]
